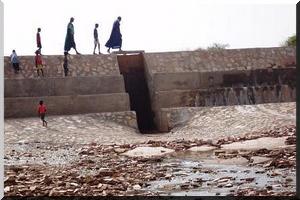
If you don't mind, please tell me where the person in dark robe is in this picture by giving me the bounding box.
[105,16,122,53]
[36,28,42,54]
[64,17,80,55]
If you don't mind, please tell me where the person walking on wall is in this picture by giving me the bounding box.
[93,23,101,54]
[63,52,69,76]
[64,17,80,55]
[10,50,20,74]
[38,100,48,127]
[35,50,44,77]
[36,28,42,54]
[105,16,122,53]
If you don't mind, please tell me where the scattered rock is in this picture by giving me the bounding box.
[122,147,174,158]
[241,177,255,182]
[225,183,233,188]
[4,186,10,193]
[251,156,272,164]
[164,174,172,179]
[70,183,79,187]
[29,186,37,191]
[188,145,217,152]
[114,148,127,154]
[286,177,293,182]
[221,137,289,151]
[285,136,296,145]
[133,184,141,190]
[203,157,248,165]
[4,176,16,185]
[214,150,226,156]
[180,183,191,189]
[266,185,273,190]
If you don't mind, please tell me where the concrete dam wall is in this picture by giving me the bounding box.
[143,47,295,131]
[4,47,296,132]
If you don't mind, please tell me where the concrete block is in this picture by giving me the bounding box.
[5,93,130,118]
[5,76,126,97]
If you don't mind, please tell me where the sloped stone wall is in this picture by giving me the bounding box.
[160,102,295,133]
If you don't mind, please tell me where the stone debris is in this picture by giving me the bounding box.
[250,156,272,164]
[114,148,127,154]
[204,157,249,165]
[220,136,289,151]
[188,145,217,152]
[4,124,296,196]
[285,136,296,145]
[122,147,175,158]
[133,184,142,190]
[233,188,295,196]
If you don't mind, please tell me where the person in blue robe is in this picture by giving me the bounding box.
[105,16,122,53]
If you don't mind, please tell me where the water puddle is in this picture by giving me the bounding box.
[143,150,296,196]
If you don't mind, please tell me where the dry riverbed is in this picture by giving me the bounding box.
[4,125,296,196]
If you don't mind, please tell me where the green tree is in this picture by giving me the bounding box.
[282,34,296,47]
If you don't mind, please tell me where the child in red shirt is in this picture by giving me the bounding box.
[35,50,44,77]
[38,100,47,127]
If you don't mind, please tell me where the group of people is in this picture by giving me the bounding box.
[65,16,123,54]
[10,16,123,76]
[10,46,47,77]
[9,16,124,127]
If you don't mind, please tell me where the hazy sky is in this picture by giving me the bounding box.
[2,0,297,56]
